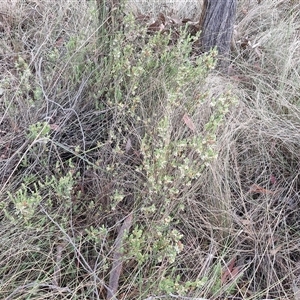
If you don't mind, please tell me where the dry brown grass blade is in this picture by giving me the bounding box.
[107,213,134,300]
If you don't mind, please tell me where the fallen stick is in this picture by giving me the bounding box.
[107,213,133,300]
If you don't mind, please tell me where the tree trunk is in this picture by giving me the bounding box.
[200,0,237,59]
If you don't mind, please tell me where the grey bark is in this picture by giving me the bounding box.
[200,0,237,57]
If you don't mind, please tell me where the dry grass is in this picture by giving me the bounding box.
[0,0,300,299]
[128,0,202,20]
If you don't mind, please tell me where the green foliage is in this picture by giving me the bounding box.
[95,11,238,296]
[27,121,51,141]
[7,184,42,223]
[158,273,208,294]
[4,171,76,227]
[15,55,32,94]
[85,224,108,243]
